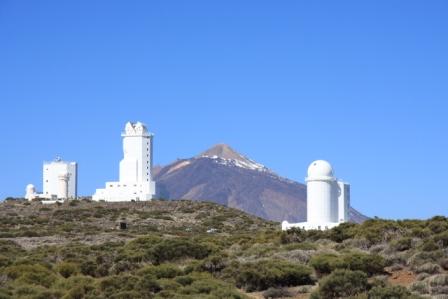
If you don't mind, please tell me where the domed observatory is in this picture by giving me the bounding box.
[282,160,350,230]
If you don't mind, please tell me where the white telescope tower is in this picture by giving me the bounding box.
[282,160,350,230]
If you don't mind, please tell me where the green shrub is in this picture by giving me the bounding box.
[312,269,368,299]
[342,252,386,276]
[433,231,448,247]
[98,274,139,296]
[368,285,414,299]
[199,254,227,274]
[235,260,313,291]
[149,238,212,264]
[327,222,356,243]
[56,262,79,278]
[280,228,306,244]
[262,287,291,298]
[5,264,57,288]
[175,275,194,286]
[410,281,429,294]
[391,237,412,251]
[309,254,343,276]
[137,264,183,279]
[420,239,440,251]
[136,275,162,294]
[310,252,385,276]
[428,219,448,234]
[282,242,317,251]
[414,262,441,274]
[352,220,402,244]
[13,285,63,299]
[408,250,444,268]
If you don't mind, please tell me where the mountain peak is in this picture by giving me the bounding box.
[199,144,244,161]
[198,143,270,173]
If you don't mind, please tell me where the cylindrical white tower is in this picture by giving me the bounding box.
[25,184,37,201]
[58,172,70,199]
[306,160,338,223]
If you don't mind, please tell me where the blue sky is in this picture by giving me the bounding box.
[1,1,447,219]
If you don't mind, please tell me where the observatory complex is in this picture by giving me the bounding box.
[282,160,350,231]
[25,157,78,202]
[92,121,156,202]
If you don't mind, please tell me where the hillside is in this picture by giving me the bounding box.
[0,199,447,298]
[155,144,368,223]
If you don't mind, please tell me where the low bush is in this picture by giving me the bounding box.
[199,254,227,274]
[408,250,444,268]
[56,262,79,278]
[98,274,140,297]
[342,252,386,276]
[420,239,440,251]
[149,238,212,264]
[414,262,441,274]
[411,281,429,294]
[262,287,292,299]
[310,252,385,277]
[368,285,415,299]
[311,269,368,299]
[137,264,183,279]
[4,264,57,288]
[309,254,343,276]
[433,231,448,248]
[391,237,412,251]
[327,222,356,243]
[235,260,313,291]
[439,258,448,270]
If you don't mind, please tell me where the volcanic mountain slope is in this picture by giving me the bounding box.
[155,144,368,223]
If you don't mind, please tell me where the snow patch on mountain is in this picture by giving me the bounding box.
[201,154,271,173]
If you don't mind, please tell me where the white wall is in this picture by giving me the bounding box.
[42,160,77,199]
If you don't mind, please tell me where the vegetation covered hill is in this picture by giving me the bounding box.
[0,199,447,298]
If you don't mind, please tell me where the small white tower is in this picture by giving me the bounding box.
[282,160,350,230]
[25,184,37,201]
[58,171,70,199]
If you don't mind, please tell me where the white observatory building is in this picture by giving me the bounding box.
[25,157,78,202]
[92,121,156,202]
[282,160,350,230]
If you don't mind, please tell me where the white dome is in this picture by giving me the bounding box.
[26,184,35,191]
[307,160,334,179]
